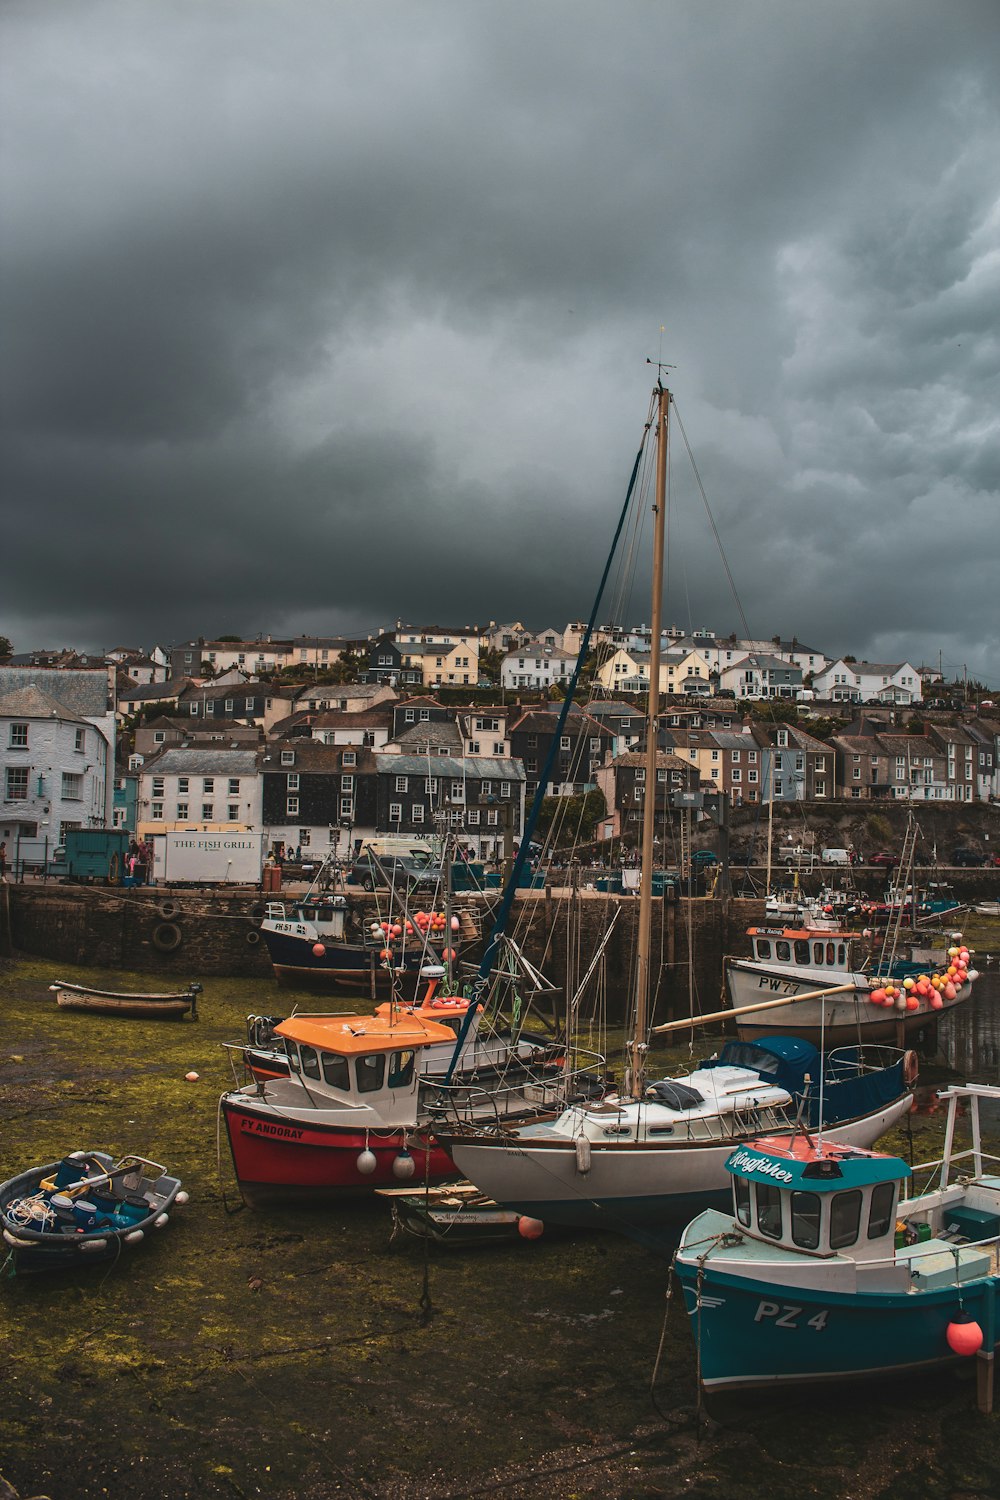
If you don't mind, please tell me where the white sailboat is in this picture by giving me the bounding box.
[437,384,915,1235]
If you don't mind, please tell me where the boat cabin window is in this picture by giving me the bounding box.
[755,939,771,960]
[734,1175,751,1228]
[827,942,836,965]
[813,942,824,964]
[790,1189,821,1249]
[321,1052,350,1090]
[388,1050,415,1088]
[755,1182,783,1239]
[867,1182,896,1240]
[838,943,846,965]
[286,1043,300,1072]
[794,940,810,964]
[356,1053,386,1093]
[830,1189,862,1249]
[299,1045,321,1081]
[775,941,791,962]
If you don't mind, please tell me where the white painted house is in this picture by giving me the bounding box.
[0,668,116,865]
[501,642,575,690]
[812,660,921,704]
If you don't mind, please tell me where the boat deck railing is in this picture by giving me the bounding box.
[423,1052,609,1132]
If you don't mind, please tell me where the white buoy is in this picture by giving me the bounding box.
[175,1190,189,1205]
[575,1137,592,1175]
[356,1149,378,1175]
[124,1229,145,1243]
[185,1071,199,1082]
[392,1150,416,1180]
[153,1213,169,1228]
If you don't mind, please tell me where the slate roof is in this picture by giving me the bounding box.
[141,748,262,776]
[375,753,525,781]
[0,665,111,718]
[0,684,88,724]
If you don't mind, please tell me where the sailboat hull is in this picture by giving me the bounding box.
[443,1095,914,1234]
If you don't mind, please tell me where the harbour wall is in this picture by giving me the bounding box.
[3,873,992,1022]
[3,882,763,1021]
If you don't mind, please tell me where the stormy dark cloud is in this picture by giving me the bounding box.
[2,1,998,679]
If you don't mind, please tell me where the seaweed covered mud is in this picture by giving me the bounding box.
[1,955,999,1500]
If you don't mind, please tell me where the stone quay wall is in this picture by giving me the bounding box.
[2,881,766,1022]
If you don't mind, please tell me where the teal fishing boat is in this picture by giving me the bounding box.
[674,1084,1000,1411]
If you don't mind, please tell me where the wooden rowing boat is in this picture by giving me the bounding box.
[49,980,201,1020]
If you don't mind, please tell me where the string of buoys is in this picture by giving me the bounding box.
[868,943,972,1009]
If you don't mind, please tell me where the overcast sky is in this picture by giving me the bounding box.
[2,1,998,681]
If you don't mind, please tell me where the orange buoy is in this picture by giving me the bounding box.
[517,1216,544,1240]
[946,1316,983,1356]
[312,942,326,957]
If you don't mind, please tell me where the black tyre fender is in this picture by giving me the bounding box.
[152,922,182,953]
[246,929,261,946]
[158,901,179,920]
[249,903,266,921]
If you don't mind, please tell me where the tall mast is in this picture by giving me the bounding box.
[631,383,669,1099]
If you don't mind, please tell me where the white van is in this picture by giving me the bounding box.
[821,848,851,866]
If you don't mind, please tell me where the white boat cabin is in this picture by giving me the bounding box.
[747,926,860,979]
[273,1011,458,1127]
[263,895,348,942]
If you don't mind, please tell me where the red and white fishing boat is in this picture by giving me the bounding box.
[220,980,571,1206]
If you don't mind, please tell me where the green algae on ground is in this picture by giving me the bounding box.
[1,955,999,1500]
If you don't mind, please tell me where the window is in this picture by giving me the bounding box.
[755,1182,783,1239]
[202,804,214,820]
[177,777,189,793]
[500,781,511,798]
[560,736,570,750]
[225,698,234,713]
[486,808,498,826]
[299,1045,321,1081]
[734,1175,752,1228]
[341,774,354,792]
[339,797,353,818]
[150,801,164,820]
[450,781,464,800]
[58,771,82,801]
[203,778,214,793]
[389,802,402,822]
[245,698,254,712]
[74,728,85,751]
[395,776,408,793]
[411,804,425,823]
[356,1053,386,1093]
[794,940,809,964]
[388,1051,415,1088]
[868,1182,896,1239]
[404,708,415,723]
[299,829,310,846]
[228,778,239,795]
[776,940,791,961]
[468,809,480,826]
[321,1053,350,1090]
[281,750,295,766]
[481,780,492,797]
[9,723,28,748]
[287,773,300,790]
[205,701,215,717]
[830,1190,862,1248]
[286,797,299,816]
[342,751,356,767]
[424,778,438,794]
[153,731,166,744]
[790,1190,821,1249]
[419,709,429,721]
[755,939,772,959]
[177,803,189,819]
[228,803,239,821]
[189,702,199,715]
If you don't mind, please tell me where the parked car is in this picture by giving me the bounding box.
[820,848,851,866]
[348,853,440,890]
[952,848,985,867]
[868,851,899,868]
[690,850,719,868]
[780,848,818,868]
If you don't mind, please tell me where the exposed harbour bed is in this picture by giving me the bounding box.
[1,951,999,1500]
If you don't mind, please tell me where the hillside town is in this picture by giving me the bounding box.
[0,622,997,874]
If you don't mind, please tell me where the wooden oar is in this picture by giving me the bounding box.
[653,981,858,1035]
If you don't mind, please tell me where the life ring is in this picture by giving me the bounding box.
[246,930,261,946]
[903,1051,919,1087]
[159,901,179,920]
[152,922,182,953]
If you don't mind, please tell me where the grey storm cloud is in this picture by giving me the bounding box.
[1,0,998,679]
